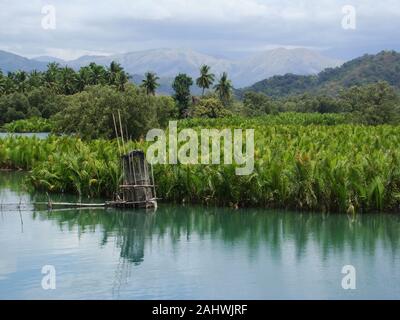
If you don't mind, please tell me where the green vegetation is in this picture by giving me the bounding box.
[190,98,231,118]
[1,113,400,213]
[0,61,130,126]
[237,82,400,125]
[51,85,177,140]
[172,73,194,117]
[1,117,53,133]
[196,65,215,96]
[1,54,400,214]
[214,72,233,106]
[238,50,400,98]
[141,72,160,96]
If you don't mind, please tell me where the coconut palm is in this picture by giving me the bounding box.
[27,70,43,89]
[196,65,215,96]
[88,63,106,85]
[107,61,123,85]
[214,72,232,105]
[14,70,28,93]
[44,62,60,92]
[59,67,77,95]
[141,72,160,95]
[115,71,129,92]
[77,66,91,91]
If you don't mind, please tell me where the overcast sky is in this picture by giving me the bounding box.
[0,0,399,61]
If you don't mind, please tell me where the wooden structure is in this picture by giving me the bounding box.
[34,150,158,211]
[107,150,158,209]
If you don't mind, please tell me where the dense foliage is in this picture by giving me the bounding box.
[52,85,178,140]
[1,117,53,133]
[239,50,400,98]
[2,113,400,213]
[0,61,130,125]
[172,73,194,117]
[238,82,400,125]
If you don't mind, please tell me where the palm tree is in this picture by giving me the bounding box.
[44,62,60,92]
[27,70,43,89]
[88,63,106,85]
[107,61,123,85]
[4,73,16,94]
[141,72,160,95]
[59,67,77,95]
[196,65,215,96]
[214,72,233,105]
[77,66,91,91]
[14,70,28,93]
[115,71,129,92]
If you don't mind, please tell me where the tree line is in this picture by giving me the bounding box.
[1,60,400,137]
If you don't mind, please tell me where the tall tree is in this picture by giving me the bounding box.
[44,62,60,92]
[107,61,123,85]
[14,71,28,93]
[0,70,5,95]
[141,72,160,95]
[214,72,233,105]
[27,70,43,89]
[77,66,91,91]
[172,73,193,117]
[115,71,129,92]
[88,63,106,85]
[59,67,77,95]
[196,65,215,96]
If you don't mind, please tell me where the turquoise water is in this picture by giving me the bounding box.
[0,132,50,139]
[0,172,399,300]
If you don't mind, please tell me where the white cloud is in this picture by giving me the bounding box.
[41,48,112,61]
[0,0,400,59]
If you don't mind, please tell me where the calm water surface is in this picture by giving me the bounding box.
[0,172,399,300]
[0,132,49,139]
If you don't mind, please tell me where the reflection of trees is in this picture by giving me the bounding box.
[33,205,400,266]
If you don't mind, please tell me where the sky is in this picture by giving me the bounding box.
[0,0,399,61]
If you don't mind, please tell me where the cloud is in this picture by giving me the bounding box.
[0,0,400,60]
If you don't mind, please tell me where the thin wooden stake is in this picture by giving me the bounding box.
[118,110,126,154]
[112,113,122,157]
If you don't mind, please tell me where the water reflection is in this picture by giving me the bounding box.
[28,205,400,266]
[1,171,400,299]
[2,171,400,265]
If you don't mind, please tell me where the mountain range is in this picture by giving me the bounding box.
[0,48,342,91]
[237,50,400,98]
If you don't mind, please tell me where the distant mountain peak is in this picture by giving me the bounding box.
[1,47,342,88]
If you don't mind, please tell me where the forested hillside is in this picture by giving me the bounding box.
[238,51,400,98]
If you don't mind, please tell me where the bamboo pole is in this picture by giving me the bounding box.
[112,113,122,157]
[118,110,126,154]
